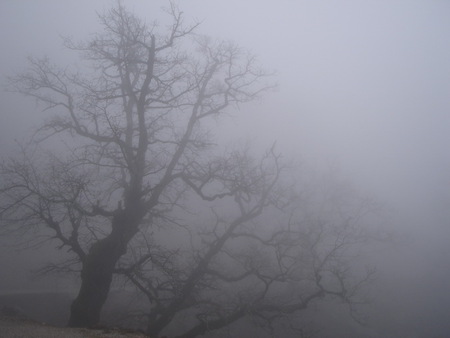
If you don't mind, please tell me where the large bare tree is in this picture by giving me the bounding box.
[1,3,273,328]
[1,3,378,336]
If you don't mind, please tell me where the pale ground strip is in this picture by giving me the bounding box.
[0,316,148,338]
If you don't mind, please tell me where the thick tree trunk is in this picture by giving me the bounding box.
[68,236,123,327]
[68,203,144,327]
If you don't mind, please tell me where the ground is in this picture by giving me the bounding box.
[0,315,148,338]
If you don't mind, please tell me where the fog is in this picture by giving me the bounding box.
[1,1,449,337]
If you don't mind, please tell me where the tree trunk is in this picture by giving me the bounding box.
[68,205,143,327]
[68,237,121,327]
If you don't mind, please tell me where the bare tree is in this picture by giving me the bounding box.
[0,3,379,336]
[114,158,378,337]
[0,2,273,328]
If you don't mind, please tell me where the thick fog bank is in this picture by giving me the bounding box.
[1,1,449,337]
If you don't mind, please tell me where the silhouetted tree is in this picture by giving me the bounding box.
[1,2,272,328]
[0,3,377,336]
[116,160,376,337]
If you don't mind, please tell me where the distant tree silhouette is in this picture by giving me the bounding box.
[117,161,377,337]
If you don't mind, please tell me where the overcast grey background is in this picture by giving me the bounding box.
[1,1,450,337]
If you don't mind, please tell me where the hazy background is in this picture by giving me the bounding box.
[1,1,449,337]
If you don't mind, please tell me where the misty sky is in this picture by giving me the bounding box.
[1,1,450,337]
[1,1,449,212]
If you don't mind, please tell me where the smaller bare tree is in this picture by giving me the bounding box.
[115,153,377,338]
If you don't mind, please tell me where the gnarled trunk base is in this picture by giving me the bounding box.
[68,236,126,327]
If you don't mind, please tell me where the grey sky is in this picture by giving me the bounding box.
[1,1,450,336]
